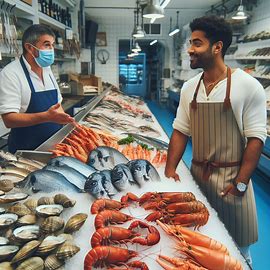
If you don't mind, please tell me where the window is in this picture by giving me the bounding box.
[144,24,161,35]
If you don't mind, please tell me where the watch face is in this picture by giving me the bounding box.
[237,182,247,192]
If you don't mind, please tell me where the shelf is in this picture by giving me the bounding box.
[39,12,69,30]
[54,56,76,62]
[235,56,270,60]
[5,0,35,16]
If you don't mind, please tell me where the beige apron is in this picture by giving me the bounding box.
[190,68,258,247]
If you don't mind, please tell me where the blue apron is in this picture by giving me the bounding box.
[8,57,62,153]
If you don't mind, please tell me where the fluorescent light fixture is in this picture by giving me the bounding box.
[143,0,164,19]
[169,11,180,37]
[232,0,248,20]
[161,0,171,8]
[169,28,180,36]
[150,39,157,45]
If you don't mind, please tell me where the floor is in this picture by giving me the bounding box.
[147,100,270,270]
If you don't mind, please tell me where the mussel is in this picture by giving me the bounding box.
[64,213,88,234]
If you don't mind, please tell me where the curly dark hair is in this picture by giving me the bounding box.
[189,16,232,57]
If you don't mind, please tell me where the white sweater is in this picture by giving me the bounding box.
[173,68,267,143]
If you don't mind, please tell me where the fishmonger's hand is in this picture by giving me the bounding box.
[47,103,75,124]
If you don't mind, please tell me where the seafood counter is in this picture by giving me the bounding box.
[0,88,250,269]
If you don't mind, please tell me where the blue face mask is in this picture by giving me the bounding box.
[30,44,55,67]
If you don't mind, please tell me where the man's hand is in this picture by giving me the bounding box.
[47,103,74,124]
[165,167,180,181]
[220,183,245,197]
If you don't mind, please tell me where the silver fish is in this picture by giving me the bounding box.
[0,166,31,178]
[111,164,136,191]
[43,165,86,191]
[48,156,96,178]
[17,156,45,169]
[84,172,109,199]
[128,159,161,187]
[0,174,25,183]
[18,170,80,193]
[88,146,129,170]
[100,170,118,197]
[0,150,17,162]
[9,161,39,172]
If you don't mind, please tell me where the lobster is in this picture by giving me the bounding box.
[157,254,208,270]
[128,220,160,246]
[91,198,126,214]
[84,246,138,270]
[91,226,140,247]
[157,221,229,255]
[94,210,133,229]
[107,261,149,270]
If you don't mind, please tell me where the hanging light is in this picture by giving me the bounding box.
[150,39,157,45]
[169,11,180,36]
[132,2,145,38]
[149,0,171,24]
[143,0,164,19]
[232,0,248,20]
[132,41,141,52]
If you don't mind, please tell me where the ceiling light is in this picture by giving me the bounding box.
[169,11,180,36]
[143,0,164,19]
[150,39,157,45]
[132,42,141,52]
[161,0,171,8]
[132,2,145,38]
[232,0,248,20]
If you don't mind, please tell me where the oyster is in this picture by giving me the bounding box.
[23,198,38,213]
[36,204,63,218]
[0,179,14,192]
[11,240,41,264]
[0,237,9,246]
[0,262,13,270]
[15,256,44,270]
[7,203,31,217]
[44,254,64,270]
[37,196,54,206]
[56,242,80,260]
[0,207,5,214]
[64,213,88,234]
[0,213,18,228]
[13,225,40,241]
[54,194,76,208]
[0,193,28,203]
[36,236,65,256]
[0,245,19,260]
[17,214,37,226]
[40,216,64,234]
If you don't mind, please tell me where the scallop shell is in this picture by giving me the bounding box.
[23,198,38,213]
[36,204,63,218]
[0,213,18,228]
[44,254,64,270]
[64,213,88,234]
[0,179,14,192]
[0,262,13,270]
[7,203,31,217]
[0,237,9,246]
[13,225,40,241]
[0,193,28,204]
[15,256,44,270]
[17,214,37,226]
[54,194,76,208]
[0,245,19,261]
[11,240,41,264]
[36,236,65,256]
[55,243,80,260]
[37,197,54,206]
[40,216,65,234]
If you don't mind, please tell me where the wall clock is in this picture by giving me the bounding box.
[97,49,110,64]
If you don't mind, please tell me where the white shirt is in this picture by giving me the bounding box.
[173,68,267,143]
[0,56,62,114]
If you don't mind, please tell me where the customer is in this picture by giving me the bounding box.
[165,16,267,264]
[0,24,74,153]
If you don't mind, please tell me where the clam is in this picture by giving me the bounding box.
[64,213,88,234]
[54,194,76,208]
[0,207,5,214]
[57,233,73,243]
[0,237,9,246]
[55,242,80,260]
[0,179,14,192]
[17,214,37,226]
[0,245,19,261]
[0,193,28,203]
[23,198,38,213]
[40,216,64,234]
[44,254,64,270]
[13,225,40,241]
[36,236,65,256]
[15,256,44,270]
[0,190,5,196]
[37,197,54,206]
[36,204,63,218]
[0,262,13,270]
[0,213,18,229]
[11,240,41,264]
[7,203,31,217]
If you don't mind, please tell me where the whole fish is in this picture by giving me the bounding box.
[100,170,118,197]
[0,150,17,162]
[111,164,136,191]
[17,156,45,169]
[17,170,80,193]
[9,161,38,172]
[128,159,161,187]
[43,165,86,191]
[88,146,129,170]
[48,156,96,178]
[0,174,25,183]
[84,171,109,199]
[0,166,31,178]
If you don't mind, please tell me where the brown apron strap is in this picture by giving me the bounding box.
[223,67,232,111]
[191,73,204,110]
[192,158,241,181]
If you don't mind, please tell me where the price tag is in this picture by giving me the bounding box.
[65,28,73,40]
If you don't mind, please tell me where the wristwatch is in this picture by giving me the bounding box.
[233,180,247,192]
